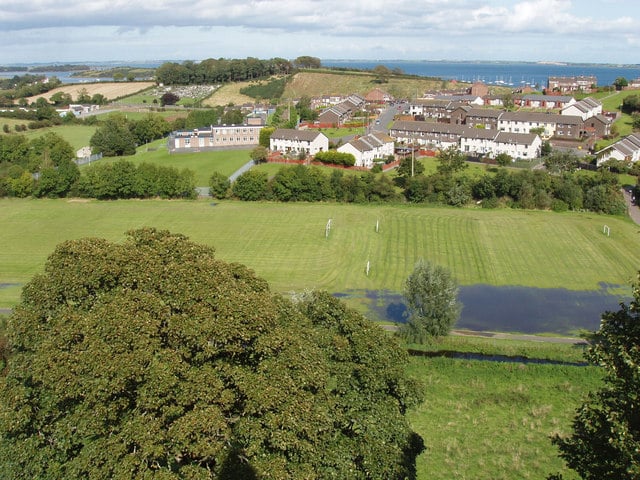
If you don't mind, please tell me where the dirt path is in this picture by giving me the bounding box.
[380,325,588,344]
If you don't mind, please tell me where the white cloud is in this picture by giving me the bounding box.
[0,0,638,63]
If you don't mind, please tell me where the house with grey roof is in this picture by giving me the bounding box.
[337,132,394,168]
[390,120,541,160]
[270,129,329,156]
[547,76,597,93]
[561,97,602,120]
[596,133,640,166]
[498,112,583,139]
[522,94,575,109]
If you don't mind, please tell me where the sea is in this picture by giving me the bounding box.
[2,59,640,88]
[322,59,640,89]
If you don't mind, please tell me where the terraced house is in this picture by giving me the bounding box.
[389,120,541,160]
[269,128,329,156]
[337,132,394,168]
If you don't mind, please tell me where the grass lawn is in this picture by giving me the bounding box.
[407,354,601,479]
[0,121,97,151]
[1,199,638,308]
[89,139,251,185]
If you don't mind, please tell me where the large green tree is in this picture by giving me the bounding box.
[89,114,137,157]
[399,260,461,344]
[551,272,640,479]
[0,228,423,479]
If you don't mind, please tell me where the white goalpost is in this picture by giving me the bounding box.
[375,219,379,233]
[325,218,332,239]
[366,260,370,276]
[603,225,610,237]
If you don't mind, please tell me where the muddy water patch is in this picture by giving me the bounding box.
[335,284,631,336]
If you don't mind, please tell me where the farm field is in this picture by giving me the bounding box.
[1,199,638,309]
[25,81,155,104]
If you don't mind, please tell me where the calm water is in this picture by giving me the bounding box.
[323,59,640,89]
[3,60,639,87]
[338,284,632,335]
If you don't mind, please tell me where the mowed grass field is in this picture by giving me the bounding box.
[1,199,639,308]
[93,139,252,185]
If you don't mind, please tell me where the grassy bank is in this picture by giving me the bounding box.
[1,199,638,308]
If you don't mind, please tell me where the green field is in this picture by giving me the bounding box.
[92,139,252,185]
[1,199,638,308]
[408,354,601,479]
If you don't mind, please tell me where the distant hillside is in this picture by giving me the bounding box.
[203,69,474,105]
[282,70,463,100]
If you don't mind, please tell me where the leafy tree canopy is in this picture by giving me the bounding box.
[400,260,461,344]
[0,228,424,479]
[551,272,640,479]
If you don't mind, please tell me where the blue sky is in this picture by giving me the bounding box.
[1,0,638,65]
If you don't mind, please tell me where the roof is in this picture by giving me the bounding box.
[522,94,574,103]
[271,128,326,142]
[342,132,394,153]
[499,111,582,125]
[495,132,539,145]
[596,133,640,157]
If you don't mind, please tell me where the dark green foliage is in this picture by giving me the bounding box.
[292,56,321,69]
[160,92,180,106]
[185,107,224,129]
[395,153,425,187]
[436,146,468,176]
[89,115,137,157]
[544,151,580,174]
[621,94,640,115]
[259,126,275,148]
[209,171,230,199]
[240,77,288,100]
[495,152,512,167]
[551,273,640,479]
[314,150,356,167]
[0,229,423,479]
[399,260,461,344]
[231,170,269,200]
[77,160,196,200]
[156,57,293,86]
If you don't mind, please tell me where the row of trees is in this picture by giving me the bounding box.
[155,57,295,85]
[215,148,628,215]
[214,165,401,203]
[76,160,196,200]
[0,74,63,105]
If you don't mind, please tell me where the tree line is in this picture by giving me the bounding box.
[211,148,630,215]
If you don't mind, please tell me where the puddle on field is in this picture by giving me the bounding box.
[334,284,632,336]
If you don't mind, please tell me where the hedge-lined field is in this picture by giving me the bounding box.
[1,199,638,308]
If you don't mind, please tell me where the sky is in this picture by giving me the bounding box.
[1,0,639,65]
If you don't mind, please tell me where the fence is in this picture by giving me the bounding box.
[75,153,103,166]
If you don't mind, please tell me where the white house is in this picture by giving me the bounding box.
[561,97,602,120]
[337,132,394,168]
[596,133,640,166]
[493,132,542,160]
[270,129,329,156]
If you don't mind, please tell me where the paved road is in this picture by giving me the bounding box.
[622,186,640,225]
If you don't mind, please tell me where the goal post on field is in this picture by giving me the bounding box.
[325,218,332,239]
[603,225,610,237]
